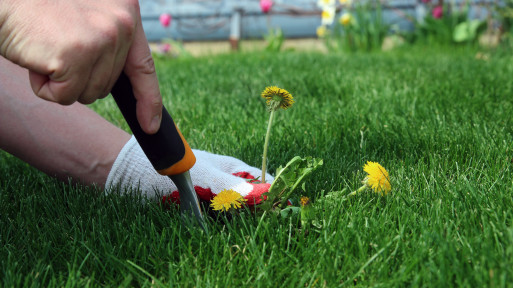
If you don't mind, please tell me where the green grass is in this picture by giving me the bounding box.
[1,47,513,287]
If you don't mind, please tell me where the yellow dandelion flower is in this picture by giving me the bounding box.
[261,86,294,111]
[317,25,327,38]
[339,13,352,26]
[363,161,391,195]
[260,86,293,183]
[210,189,247,211]
[300,196,311,207]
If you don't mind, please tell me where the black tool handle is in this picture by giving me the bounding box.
[111,73,195,174]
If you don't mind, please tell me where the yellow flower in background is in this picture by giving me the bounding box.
[210,189,247,211]
[261,86,294,111]
[300,196,313,228]
[321,6,336,25]
[300,196,311,207]
[339,12,352,26]
[339,0,352,5]
[316,25,327,37]
[363,161,391,195]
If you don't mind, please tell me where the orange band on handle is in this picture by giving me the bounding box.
[157,124,196,176]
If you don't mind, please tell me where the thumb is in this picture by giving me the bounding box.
[124,20,162,135]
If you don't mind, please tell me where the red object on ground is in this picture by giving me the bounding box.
[161,171,271,207]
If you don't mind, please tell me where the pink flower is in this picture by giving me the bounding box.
[421,0,431,3]
[159,13,172,27]
[432,6,443,19]
[260,0,273,13]
[160,43,171,54]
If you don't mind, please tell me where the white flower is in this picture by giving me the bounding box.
[317,0,336,9]
[321,6,336,25]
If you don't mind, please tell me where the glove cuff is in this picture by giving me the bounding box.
[105,135,173,199]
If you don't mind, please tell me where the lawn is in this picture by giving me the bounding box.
[1,47,513,287]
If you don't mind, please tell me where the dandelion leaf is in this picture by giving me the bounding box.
[260,156,323,212]
[280,206,300,218]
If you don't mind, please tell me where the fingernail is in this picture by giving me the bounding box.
[150,113,162,133]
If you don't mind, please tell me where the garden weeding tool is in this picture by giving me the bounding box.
[111,73,206,231]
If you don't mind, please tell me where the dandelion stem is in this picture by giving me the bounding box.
[348,185,367,196]
[261,109,275,182]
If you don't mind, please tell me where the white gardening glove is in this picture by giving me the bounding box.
[106,136,274,205]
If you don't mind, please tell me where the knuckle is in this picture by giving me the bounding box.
[55,95,77,106]
[66,36,96,56]
[115,2,139,38]
[89,18,123,47]
[48,58,67,77]
[91,78,110,100]
[101,83,114,99]
[98,23,119,45]
[125,0,141,11]
[116,10,136,31]
[141,92,162,112]
[139,55,156,75]
[151,95,163,107]
[77,94,96,105]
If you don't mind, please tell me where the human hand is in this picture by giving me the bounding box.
[162,149,274,206]
[0,0,162,133]
[106,136,274,205]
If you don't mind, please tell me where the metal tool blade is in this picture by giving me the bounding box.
[169,171,207,232]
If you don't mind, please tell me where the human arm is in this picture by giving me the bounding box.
[0,56,130,185]
[0,0,161,134]
[0,57,273,202]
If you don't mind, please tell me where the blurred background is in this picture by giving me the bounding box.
[142,0,510,55]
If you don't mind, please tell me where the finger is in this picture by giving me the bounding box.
[28,66,88,106]
[77,46,127,104]
[92,12,135,102]
[104,48,129,99]
[191,149,275,183]
[124,19,162,135]
[76,56,110,104]
[191,149,266,174]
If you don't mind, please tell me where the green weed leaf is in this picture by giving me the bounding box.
[259,156,323,212]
